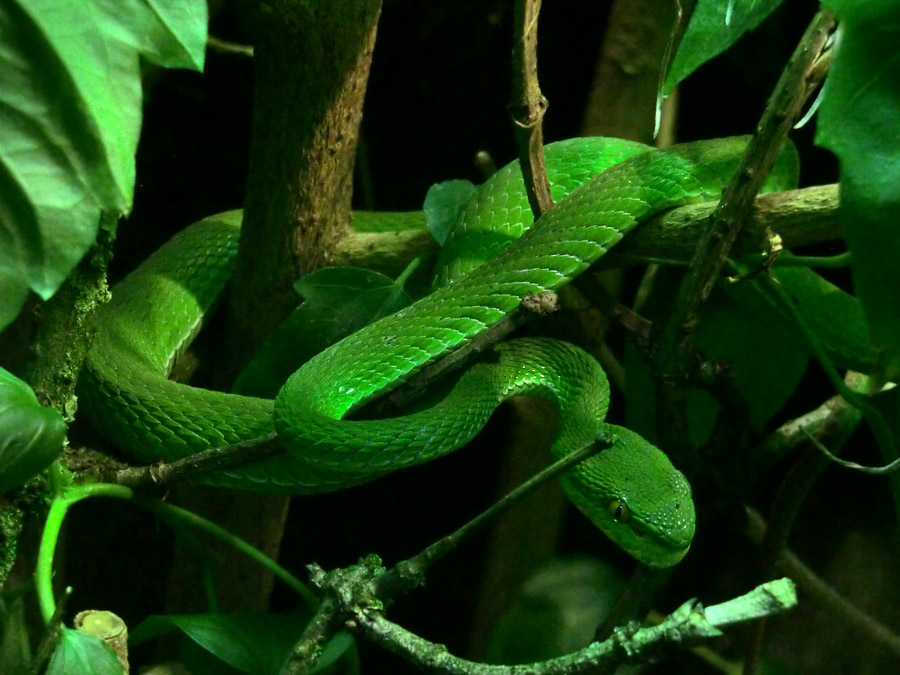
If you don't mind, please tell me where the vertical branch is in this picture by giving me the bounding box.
[225,0,383,375]
[509,0,553,219]
[166,0,383,615]
[468,0,555,655]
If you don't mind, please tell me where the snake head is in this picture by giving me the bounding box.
[560,424,695,568]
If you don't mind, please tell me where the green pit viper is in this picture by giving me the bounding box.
[80,136,799,568]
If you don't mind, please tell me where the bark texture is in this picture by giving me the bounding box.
[167,0,383,614]
[227,0,383,372]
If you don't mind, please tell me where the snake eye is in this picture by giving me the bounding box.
[609,499,630,523]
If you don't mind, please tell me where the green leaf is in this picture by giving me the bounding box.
[131,614,354,675]
[817,1,900,377]
[771,266,875,373]
[423,180,477,245]
[0,367,65,494]
[695,281,810,433]
[0,0,207,329]
[664,0,786,95]
[46,628,122,675]
[234,267,412,397]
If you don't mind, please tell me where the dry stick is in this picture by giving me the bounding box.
[654,10,836,461]
[112,433,280,490]
[510,0,553,218]
[603,184,839,268]
[576,273,654,341]
[649,12,835,673]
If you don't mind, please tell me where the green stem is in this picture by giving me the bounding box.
[36,483,314,624]
[35,497,71,624]
[47,460,68,499]
[137,496,316,607]
[394,256,422,290]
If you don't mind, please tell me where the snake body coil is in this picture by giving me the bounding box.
[81,137,798,566]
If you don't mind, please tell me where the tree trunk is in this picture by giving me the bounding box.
[166,0,383,615]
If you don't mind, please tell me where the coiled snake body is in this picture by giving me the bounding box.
[81,137,797,567]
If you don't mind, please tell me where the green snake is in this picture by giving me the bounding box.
[80,136,798,567]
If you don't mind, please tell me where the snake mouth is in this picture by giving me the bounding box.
[622,519,693,568]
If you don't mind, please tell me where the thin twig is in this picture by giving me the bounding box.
[110,432,280,490]
[576,274,654,340]
[206,34,254,57]
[510,0,553,218]
[375,439,607,601]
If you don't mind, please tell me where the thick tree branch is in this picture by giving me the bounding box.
[167,0,384,616]
[226,0,383,375]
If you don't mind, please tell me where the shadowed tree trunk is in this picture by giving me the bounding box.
[166,0,383,614]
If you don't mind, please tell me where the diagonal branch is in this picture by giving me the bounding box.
[654,9,837,456]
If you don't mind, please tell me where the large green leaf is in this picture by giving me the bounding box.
[664,0,787,95]
[0,0,207,329]
[0,367,65,494]
[817,0,900,377]
[770,266,875,373]
[131,614,354,675]
[45,628,122,675]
